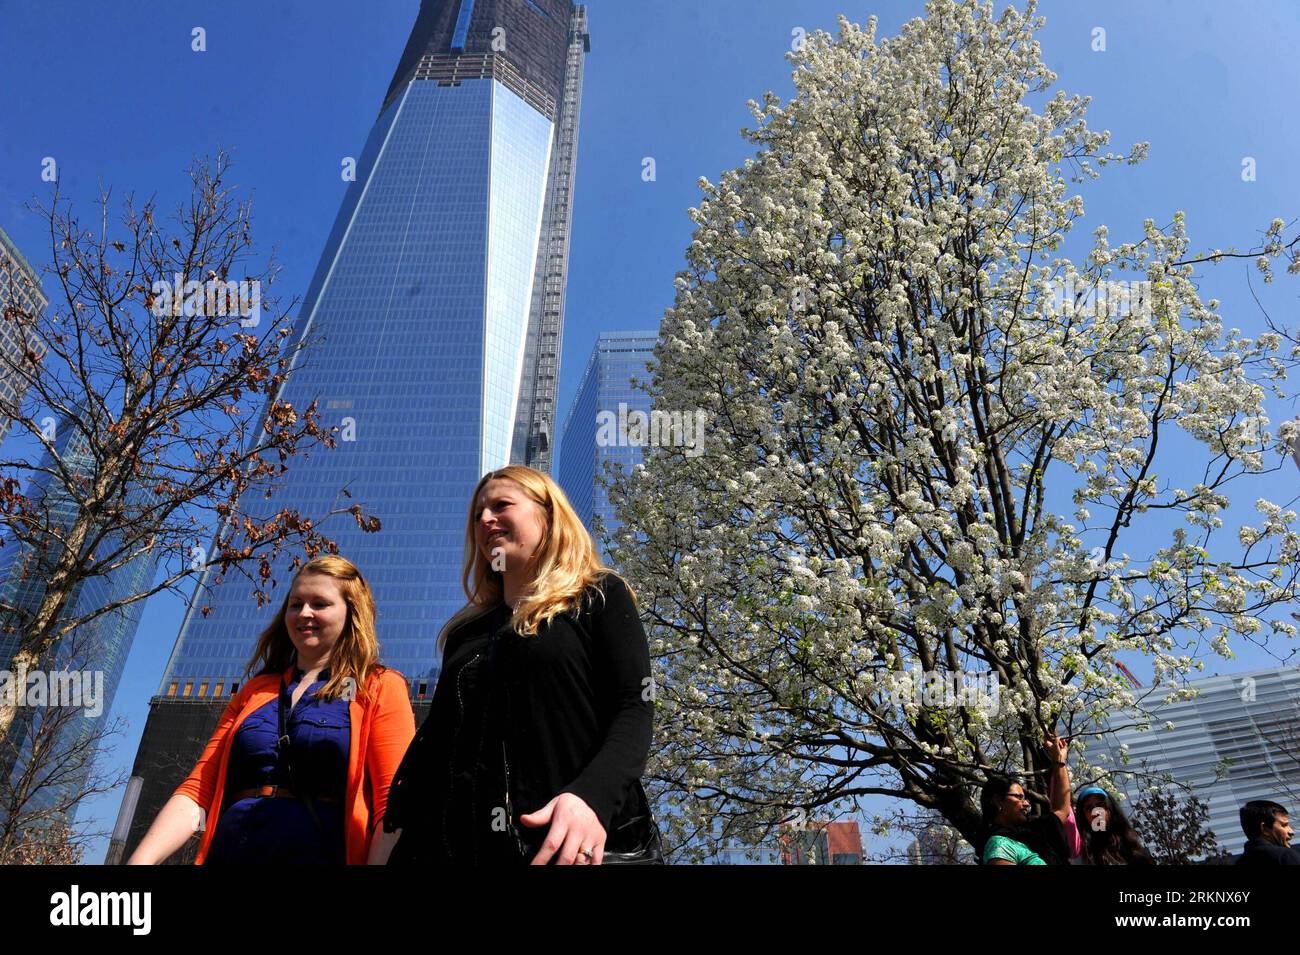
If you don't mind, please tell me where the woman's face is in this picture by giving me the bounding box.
[284,572,348,667]
[474,478,548,575]
[1080,795,1110,833]
[998,784,1031,825]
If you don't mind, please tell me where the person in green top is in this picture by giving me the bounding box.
[983,821,1048,865]
[978,734,1077,866]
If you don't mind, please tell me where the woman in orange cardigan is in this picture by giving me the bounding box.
[128,555,415,865]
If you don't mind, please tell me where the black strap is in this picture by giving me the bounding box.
[277,674,325,835]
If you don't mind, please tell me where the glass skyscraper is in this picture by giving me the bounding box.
[556,330,658,553]
[121,0,590,860]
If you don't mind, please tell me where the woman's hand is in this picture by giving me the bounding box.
[520,792,606,865]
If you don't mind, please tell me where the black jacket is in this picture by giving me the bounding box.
[1235,839,1300,865]
[385,573,654,864]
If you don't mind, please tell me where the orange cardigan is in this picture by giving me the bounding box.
[174,665,415,865]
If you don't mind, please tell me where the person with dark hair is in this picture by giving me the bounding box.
[979,734,1080,865]
[1236,800,1300,865]
[1074,786,1155,865]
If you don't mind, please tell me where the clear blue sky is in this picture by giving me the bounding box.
[0,1,1297,862]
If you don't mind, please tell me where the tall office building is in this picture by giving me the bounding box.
[0,418,157,831]
[0,225,49,431]
[1094,665,1300,853]
[556,330,657,550]
[119,0,590,861]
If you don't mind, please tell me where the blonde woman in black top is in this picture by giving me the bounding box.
[375,465,655,865]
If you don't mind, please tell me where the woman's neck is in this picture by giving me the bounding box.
[501,570,536,609]
[296,651,331,675]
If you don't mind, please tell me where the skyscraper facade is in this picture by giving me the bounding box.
[120,0,590,860]
[556,330,657,550]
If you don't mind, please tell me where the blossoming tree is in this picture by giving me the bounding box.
[609,0,1300,856]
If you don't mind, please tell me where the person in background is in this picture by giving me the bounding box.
[979,734,1080,865]
[128,555,415,865]
[1073,785,1155,865]
[1236,800,1300,865]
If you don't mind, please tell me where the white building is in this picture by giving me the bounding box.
[1095,665,1300,852]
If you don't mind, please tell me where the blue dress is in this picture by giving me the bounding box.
[205,668,351,865]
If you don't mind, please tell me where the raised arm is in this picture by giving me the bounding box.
[1046,733,1072,823]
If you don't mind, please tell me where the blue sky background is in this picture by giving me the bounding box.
[1,0,1298,861]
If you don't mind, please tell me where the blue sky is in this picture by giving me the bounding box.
[1,0,1298,861]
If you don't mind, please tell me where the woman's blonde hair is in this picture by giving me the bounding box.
[246,554,382,701]
[438,465,630,651]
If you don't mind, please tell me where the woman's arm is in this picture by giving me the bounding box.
[1046,734,1072,824]
[367,826,401,865]
[126,689,246,864]
[363,670,416,863]
[556,575,654,830]
[525,576,653,864]
[126,794,206,865]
